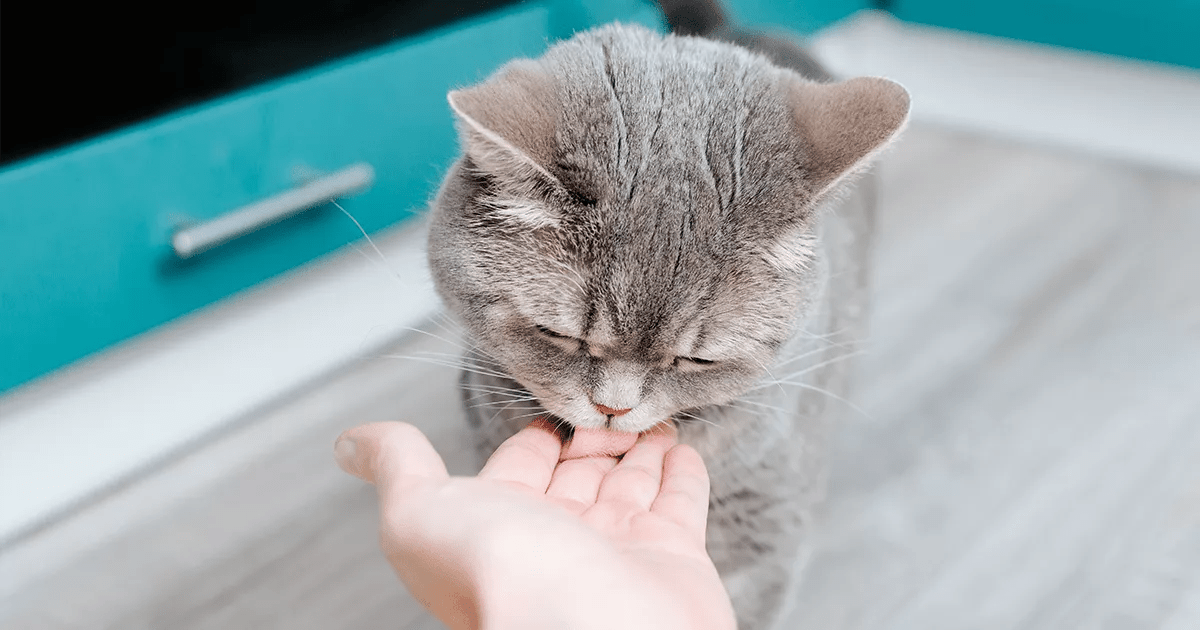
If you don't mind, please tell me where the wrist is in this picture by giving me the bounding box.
[472,523,683,630]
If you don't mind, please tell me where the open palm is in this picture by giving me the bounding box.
[336,418,735,630]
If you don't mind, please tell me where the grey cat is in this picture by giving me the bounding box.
[425,8,909,628]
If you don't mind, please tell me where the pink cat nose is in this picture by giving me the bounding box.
[594,404,632,417]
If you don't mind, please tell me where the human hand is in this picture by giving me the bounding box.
[334,418,735,630]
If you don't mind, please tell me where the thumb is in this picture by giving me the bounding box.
[334,422,450,496]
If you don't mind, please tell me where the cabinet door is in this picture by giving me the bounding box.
[892,0,1200,70]
[0,3,554,395]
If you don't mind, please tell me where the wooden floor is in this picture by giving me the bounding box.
[3,124,1199,629]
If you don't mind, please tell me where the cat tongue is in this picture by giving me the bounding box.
[560,427,640,460]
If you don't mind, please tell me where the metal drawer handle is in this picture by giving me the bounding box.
[172,162,375,259]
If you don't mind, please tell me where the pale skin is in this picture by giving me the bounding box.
[334,418,737,630]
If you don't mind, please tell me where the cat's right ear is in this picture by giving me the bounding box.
[787,76,911,200]
[447,60,561,184]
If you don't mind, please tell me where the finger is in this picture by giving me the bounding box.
[650,444,711,545]
[334,422,449,499]
[594,421,678,511]
[545,456,620,513]
[477,416,564,493]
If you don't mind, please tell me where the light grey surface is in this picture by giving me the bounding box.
[3,124,1199,629]
[787,126,1200,629]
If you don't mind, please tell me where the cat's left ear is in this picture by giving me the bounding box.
[787,76,910,199]
[447,59,560,183]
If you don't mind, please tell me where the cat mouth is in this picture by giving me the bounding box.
[543,411,679,440]
[527,388,671,434]
[547,414,679,460]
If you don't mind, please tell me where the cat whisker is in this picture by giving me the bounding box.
[466,393,537,407]
[778,348,865,378]
[674,410,723,431]
[769,342,857,372]
[500,408,555,424]
[381,324,474,355]
[465,393,531,407]
[466,355,509,372]
[782,381,872,421]
[749,350,865,393]
[422,314,483,350]
[328,204,498,371]
[411,349,472,360]
[793,325,867,352]
[463,384,534,400]
[719,404,794,447]
[463,390,533,404]
[480,401,545,427]
[729,398,791,416]
[744,354,790,398]
[462,381,535,399]
[414,349,505,370]
[382,353,474,371]
[467,396,540,410]
[465,390,537,402]
[477,391,552,424]
[727,400,808,443]
[384,354,512,381]
[794,324,854,341]
[539,413,570,436]
[330,200,406,289]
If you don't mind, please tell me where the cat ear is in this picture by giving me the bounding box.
[447,60,560,184]
[787,76,910,198]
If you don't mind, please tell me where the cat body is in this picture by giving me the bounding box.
[455,178,876,627]
[427,16,906,629]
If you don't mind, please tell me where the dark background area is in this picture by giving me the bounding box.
[1,0,521,167]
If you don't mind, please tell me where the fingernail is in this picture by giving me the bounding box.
[334,436,359,477]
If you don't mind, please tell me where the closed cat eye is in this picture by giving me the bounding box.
[676,356,716,367]
[534,324,574,340]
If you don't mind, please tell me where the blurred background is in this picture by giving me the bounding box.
[2,1,1199,628]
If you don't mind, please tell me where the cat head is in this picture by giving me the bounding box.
[428,25,908,432]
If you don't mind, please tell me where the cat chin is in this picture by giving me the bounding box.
[548,403,670,434]
[608,414,669,434]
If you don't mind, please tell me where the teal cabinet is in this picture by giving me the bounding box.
[555,0,669,31]
[0,0,860,395]
[893,0,1200,70]
[0,4,559,394]
[727,0,872,33]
